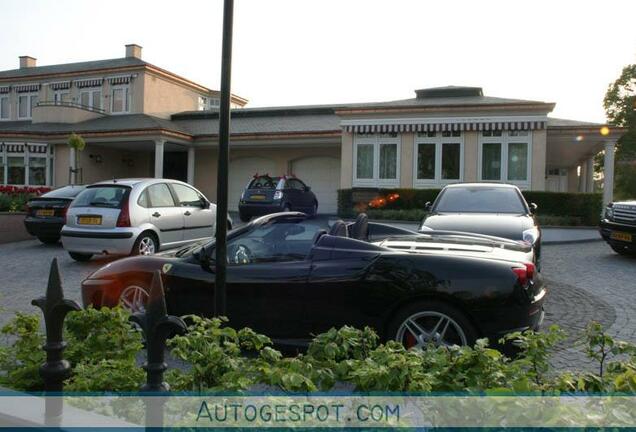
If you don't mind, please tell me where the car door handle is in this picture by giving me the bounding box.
[152,212,161,218]
[184,211,192,216]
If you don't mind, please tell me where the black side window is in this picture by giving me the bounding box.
[171,184,202,207]
[147,184,176,207]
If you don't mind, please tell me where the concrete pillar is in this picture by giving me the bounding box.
[154,139,165,179]
[603,140,616,207]
[585,157,594,193]
[567,166,579,192]
[578,161,587,193]
[187,146,195,185]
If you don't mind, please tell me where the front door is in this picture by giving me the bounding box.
[170,183,216,241]
[145,183,184,246]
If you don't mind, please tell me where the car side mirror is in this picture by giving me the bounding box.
[424,201,432,211]
[305,186,311,192]
[529,203,538,214]
[200,198,211,209]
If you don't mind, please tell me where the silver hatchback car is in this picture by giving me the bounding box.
[61,178,229,261]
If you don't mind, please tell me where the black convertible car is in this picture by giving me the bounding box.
[82,212,546,348]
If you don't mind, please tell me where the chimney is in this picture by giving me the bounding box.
[19,56,37,68]
[125,44,142,59]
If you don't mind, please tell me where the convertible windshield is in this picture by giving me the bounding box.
[434,187,527,214]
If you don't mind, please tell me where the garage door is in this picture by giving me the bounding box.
[291,156,340,214]
[229,157,277,210]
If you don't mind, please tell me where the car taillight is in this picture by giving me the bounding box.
[512,262,535,286]
[60,204,70,219]
[116,199,131,227]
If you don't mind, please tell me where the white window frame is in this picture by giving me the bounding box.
[110,85,130,114]
[17,93,38,119]
[413,131,464,188]
[353,133,401,187]
[80,88,102,110]
[478,130,532,188]
[53,89,71,105]
[1,143,51,186]
[0,95,10,120]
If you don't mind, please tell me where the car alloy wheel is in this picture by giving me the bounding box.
[138,236,156,255]
[395,311,467,348]
[118,285,149,314]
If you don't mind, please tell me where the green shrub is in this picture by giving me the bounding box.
[2,308,635,394]
[338,188,602,226]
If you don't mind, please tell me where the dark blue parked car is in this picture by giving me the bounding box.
[238,174,318,222]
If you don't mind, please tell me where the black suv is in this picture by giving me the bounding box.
[238,174,318,222]
[599,200,636,256]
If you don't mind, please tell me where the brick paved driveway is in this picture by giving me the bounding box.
[0,238,633,371]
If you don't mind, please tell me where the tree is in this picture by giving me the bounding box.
[603,64,636,199]
[67,133,86,185]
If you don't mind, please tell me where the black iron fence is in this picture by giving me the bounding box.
[30,258,184,427]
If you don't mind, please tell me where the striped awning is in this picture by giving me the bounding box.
[14,83,41,93]
[5,143,25,153]
[49,81,71,90]
[27,143,48,154]
[74,78,103,88]
[107,75,133,85]
[342,118,547,134]
[0,86,10,94]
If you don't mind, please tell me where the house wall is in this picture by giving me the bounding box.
[463,132,479,182]
[53,143,152,187]
[531,129,547,190]
[142,72,203,119]
[340,133,354,189]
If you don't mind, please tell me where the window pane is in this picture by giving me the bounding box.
[507,142,528,181]
[28,157,46,185]
[172,184,201,206]
[92,90,101,109]
[482,143,501,180]
[30,95,38,115]
[7,156,25,185]
[147,184,175,207]
[379,143,397,179]
[356,144,374,179]
[112,88,124,112]
[0,97,8,119]
[416,143,435,180]
[18,96,28,117]
[441,143,460,180]
[80,92,90,106]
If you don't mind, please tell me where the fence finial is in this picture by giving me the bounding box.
[31,258,81,421]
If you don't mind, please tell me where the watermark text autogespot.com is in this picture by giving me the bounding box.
[196,401,400,425]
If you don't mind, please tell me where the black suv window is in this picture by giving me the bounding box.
[287,179,305,190]
[147,184,176,207]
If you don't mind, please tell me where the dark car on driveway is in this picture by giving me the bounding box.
[238,175,317,222]
[82,212,545,349]
[420,183,542,268]
[599,200,636,256]
[24,185,85,244]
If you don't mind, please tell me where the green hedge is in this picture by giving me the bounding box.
[338,188,603,226]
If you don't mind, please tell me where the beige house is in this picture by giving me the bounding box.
[0,45,623,214]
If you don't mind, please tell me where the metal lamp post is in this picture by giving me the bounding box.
[215,0,234,317]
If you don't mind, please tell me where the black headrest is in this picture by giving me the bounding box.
[350,213,369,241]
[328,220,348,237]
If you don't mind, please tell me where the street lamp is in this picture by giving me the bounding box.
[215,0,234,316]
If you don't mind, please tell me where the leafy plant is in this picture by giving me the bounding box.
[0,312,45,391]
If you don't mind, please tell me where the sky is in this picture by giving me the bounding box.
[1,0,635,122]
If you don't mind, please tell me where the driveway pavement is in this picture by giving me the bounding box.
[0,230,633,372]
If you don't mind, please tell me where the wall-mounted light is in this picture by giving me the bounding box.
[89,154,103,164]
[600,126,610,136]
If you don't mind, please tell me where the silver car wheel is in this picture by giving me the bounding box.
[395,311,467,348]
[138,236,156,255]
[118,285,149,314]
